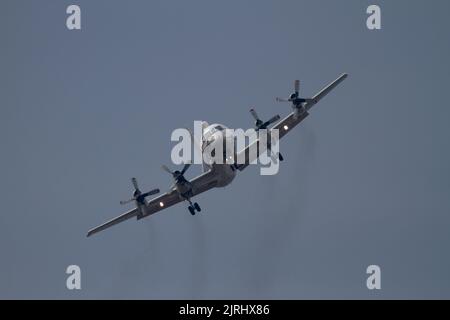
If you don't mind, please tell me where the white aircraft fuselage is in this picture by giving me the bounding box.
[200,122,237,188]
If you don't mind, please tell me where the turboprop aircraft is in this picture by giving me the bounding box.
[87,73,348,237]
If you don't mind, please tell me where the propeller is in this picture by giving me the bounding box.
[250,108,280,131]
[131,177,139,190]
[249,108,284,162]
[120,177,160,205]
[294,79,300,95]
[276,79,304,104]
[161,162,191,183]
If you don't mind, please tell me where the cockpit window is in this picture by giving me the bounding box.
[204,125,226,141]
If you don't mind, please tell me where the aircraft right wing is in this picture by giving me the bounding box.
[137,168,218,220]
[86,207,138,237]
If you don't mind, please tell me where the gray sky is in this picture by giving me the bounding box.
[1,0,450,299]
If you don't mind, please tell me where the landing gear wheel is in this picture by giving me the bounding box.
[188,205,196,215]
[194,202,201,212]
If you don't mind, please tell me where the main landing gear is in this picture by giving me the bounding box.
[187,199,201,215]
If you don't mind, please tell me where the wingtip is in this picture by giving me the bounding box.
[86,229,95,237]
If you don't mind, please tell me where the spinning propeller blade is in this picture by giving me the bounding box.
[250,108,280,130]
[161,165,173,175]
[120,178,160,205]
[162,163,191,182]
[264,115,281,127]
[250,108,260,122]
[180,163,191,175]
[276,97,289,102]
[120,198,135,205]
[131,177,139,190]
[141,188,160,198]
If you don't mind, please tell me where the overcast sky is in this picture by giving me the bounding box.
[1,0,450,299]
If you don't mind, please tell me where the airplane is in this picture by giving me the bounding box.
[87,73,348,237]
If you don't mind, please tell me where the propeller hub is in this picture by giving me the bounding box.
[162,163,191,184]
[135,194,146,205]
[250,108,280,131]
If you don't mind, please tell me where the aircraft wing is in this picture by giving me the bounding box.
[138,168,218,220]
[305,73,348,111]
[87,169,218,237]
[235,73,348,171]
[86,207,138,237]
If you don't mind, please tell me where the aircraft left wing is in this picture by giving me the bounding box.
[235,73,348,171]
[87,169,218,237]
